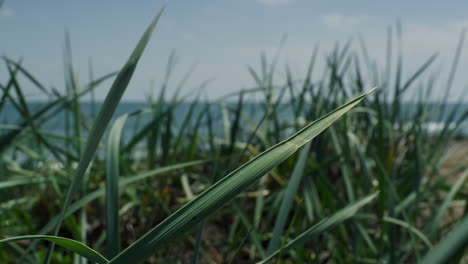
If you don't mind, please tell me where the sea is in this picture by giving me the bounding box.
[1,101,467,146]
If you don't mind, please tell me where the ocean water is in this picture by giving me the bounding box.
[1,101,467,144]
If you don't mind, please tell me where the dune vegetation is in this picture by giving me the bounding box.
[1,3,467,264]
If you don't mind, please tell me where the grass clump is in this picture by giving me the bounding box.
[1,3,467,264]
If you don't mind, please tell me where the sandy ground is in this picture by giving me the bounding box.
[444,139,468,168]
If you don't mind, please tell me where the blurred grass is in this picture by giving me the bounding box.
[0,6,467,264]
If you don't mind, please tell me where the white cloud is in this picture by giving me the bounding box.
[319,13,369,30]
[0,7,15,18]
[181,32,196,41]
[256,0,293,6]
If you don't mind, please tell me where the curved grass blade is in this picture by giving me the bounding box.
[0,235,109,264]
[46,3,167,262]
[383,216,432,249]
[108,88,376,264]
[258,192,378,264]
[0,177,49,189]
[421,215,468,264]
[105,114,128,258]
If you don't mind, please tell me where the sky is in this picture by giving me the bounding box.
[1,0,468,101]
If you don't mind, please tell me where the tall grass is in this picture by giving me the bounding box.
[1,3,467,264]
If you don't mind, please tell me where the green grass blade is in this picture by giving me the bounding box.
[2,56,51,95]
[189,222,204,264]
[108,88,375,264]
[46,3,167,262]
[0,235,109,264]
[228,224,254,264]
[48,164,208,233]
[105,114,128,258]
[258,192,378,264]
[330,126,355,202]
[429,169,468,238]
[383,216,432,249]
[421,215,468,264]
[20,160,207,258]
[0,177,49,189]
[232,200,266,259]
[266,142,312,255]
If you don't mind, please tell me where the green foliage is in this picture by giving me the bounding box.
[0,3,467,264]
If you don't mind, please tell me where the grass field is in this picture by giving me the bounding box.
[1,4,467,264]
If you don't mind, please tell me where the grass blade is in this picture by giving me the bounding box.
[105,114,128,258]
[46,3,167,262]
[108,88,376,264]
[258,192,379,264]
[0,235,109,264]
[228,225,254,264]
[429,169,468,238]
[421,215,468,264]
[266,142,312,255]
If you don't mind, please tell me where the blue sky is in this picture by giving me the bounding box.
[1,0,468,101]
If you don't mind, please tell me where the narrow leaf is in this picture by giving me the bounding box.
[109,88,376,264]
[422,215,468,264]
[47,3,167,261]
[0,235,108,264]
[258,192,378,264]
[106,114,128,258]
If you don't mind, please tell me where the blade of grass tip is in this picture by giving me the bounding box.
[0,235,109,264]
[108,88,376,264]
[0,69,116,156]
[400,53,438,94]
[3,63,67,162]
[172,99,199,158]
[106,114,128,258]
[221,103,231,143]
[266,142,312,255]
[384,26,393,89]
[64,32,82,154]
[301,177,318,221]
[258,192,379,264]
[2,56,51,96]
[391,21,403,123]
[248,66,263,88]
[421,215,468,264]
[88,58,96,119]
[185,106,205,162]
[64,32,89,264]
[161,109,172,166]
[44,4,167,263]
